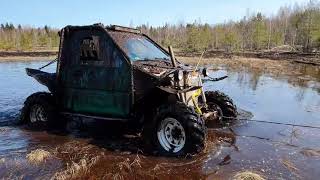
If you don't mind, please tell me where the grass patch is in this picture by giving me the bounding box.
[300,148,320,157]
[234,171,265,180]
[0,158,5,164]
[26,149,51,164]
[280,158,301,178]
[52,156,99,180]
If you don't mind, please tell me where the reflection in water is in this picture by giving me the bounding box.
[203,61,320,179]
[0,60,319,179]
[220,61,320,94]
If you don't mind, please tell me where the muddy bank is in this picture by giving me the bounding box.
[0,50,319,65]
[176,50,320,66]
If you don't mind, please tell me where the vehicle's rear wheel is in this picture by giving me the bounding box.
[20,92,57,128]
[204,91,237,123]
[143,102,206,157]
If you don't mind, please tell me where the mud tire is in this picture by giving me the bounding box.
[20,92,58,128]
[205,91,237,122]
[143,102,206,157]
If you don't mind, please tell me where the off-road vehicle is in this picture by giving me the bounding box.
[20,24,237,156]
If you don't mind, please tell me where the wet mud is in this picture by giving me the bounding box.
[0,59,319,179]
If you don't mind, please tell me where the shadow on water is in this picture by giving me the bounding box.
[0,59,320,179]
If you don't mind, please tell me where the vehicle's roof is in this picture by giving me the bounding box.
[106,25,141,34]
[63,24,141,35]
[62,24,165,59]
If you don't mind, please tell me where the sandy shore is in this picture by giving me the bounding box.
[0,51,58,62]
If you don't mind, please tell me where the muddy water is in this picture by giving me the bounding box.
[0,60,319,179]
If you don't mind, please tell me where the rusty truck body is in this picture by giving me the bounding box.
[21,24,237,156]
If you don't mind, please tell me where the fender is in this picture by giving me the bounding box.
[26,68,56,93]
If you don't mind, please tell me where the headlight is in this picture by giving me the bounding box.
[174,70,184,81]
[178,71,184,80]
[187,72,192,80]
[184,72,191,86]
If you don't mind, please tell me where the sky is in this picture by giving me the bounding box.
[0,0,308,28]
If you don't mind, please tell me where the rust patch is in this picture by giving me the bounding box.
[133,60,173,76]
[108,31,143,56]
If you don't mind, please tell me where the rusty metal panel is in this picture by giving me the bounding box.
[107,31,141,58]
[108,25,141,34]
[58,27,132,117]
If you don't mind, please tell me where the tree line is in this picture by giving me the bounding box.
[139,0,320,52]
[0,23,59,51]
[0,1,319,53]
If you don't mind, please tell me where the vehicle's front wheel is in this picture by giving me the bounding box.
[20,92,57,128]
[204,91,237,123]
[143,102,206,157]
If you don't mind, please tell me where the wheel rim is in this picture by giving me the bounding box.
[208,103,223,122]
[29,104,47,123]
[157,117,186,153]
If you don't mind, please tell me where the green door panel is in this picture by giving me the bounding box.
[62,88,130,117]
[62,65,131,117]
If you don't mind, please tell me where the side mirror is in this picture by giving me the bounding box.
[202,68,208,77]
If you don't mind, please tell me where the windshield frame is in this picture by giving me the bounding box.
[107,30,172,62]
[140,34,171,61]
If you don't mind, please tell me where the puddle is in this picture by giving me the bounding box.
[0,59,319,179]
